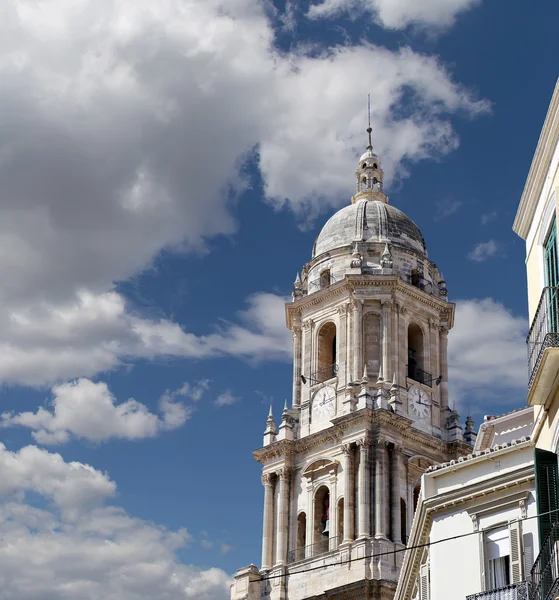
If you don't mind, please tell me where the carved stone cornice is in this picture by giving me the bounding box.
[285,275,455,329]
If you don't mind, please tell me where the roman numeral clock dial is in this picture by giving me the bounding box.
[408,386,431,421]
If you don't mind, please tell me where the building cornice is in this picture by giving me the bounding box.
[285,275,455,329]
[513,78,559,239]
[253,408,470,464]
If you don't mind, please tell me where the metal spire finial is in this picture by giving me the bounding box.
[367,94,373,149]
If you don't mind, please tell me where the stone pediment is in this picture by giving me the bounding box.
[302,457,339,479]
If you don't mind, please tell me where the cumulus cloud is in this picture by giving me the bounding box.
[215,391,239,408]
[0,291,291,386]
[1,378,207,444]
[467,240,501,262]
[307,0,482,30]
[0,1,489,387]
[449,298,528,407]
[0,444,230,599]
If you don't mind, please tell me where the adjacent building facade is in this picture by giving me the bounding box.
[513,77,559,600]
[231,132,474,600]
[394,406,536,600]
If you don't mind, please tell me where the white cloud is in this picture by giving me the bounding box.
[307,0,482,30]
[0,291,291,386]
[0,1,487,387]
[0,444,230,599]
[434,198,463,221]
[215,391,239,408]
[467,240,501,262]
[481,210,498,225]
[1,378,199,444]
[448,299,528,408]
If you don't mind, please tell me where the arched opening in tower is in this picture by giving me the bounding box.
[337,497,344,541]
[407,323,425,382]
[296,512,307,560]
[364,312,381,377]
[314,486,330,550]
[317,322,337,381]
[401,498,407,544]
[413,483,421,512]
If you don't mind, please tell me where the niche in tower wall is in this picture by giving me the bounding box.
[364,312,381,377]
[407,323,425,380]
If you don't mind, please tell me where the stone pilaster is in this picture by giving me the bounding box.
[352,299,363,382]
[302,319,314,405]
[342,443,355,543]
[374,440,389,539]
[391,445,403,544]
[357,437,371,538]
[397,303,408,407]
[381,300,392,381]
[261,473,275,569]
[275,468,291,565]
[292,325,302,406]
[439,326,449,412]
[337,303,349,388]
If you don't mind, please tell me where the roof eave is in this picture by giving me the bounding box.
[513,78,559,240]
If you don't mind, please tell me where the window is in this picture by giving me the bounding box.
[486,527,511,588]
[408,324,425,381]
[319,269,331,289]
[535,447,559,549]
[483,521,523,591]
[544,219,559,333]
[296,513,307,560]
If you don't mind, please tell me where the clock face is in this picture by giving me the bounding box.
[408,387,431,421]
[312,387,335,422]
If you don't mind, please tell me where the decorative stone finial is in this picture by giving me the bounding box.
[263,405,277,446]
[376,365,384,386]
[362,364,369,383]
[381,243,393,269]
[464,408,477,446]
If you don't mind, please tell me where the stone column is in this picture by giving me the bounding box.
[357,438,371,538]
[439,327,449,411]
[329,471,338,550]
[374,441,388,539]
[302,319,314,405]
[292,325,302,406]
[391,446,403,544]
[352,300,363,382]
[337,304,349,388]
[381,301,392,381]
[275,468,290,565]
[398,305,408,408]
[342,443,355,543]
[305,479,314,558]
[261,473,275,569]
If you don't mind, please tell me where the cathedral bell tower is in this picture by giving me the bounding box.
[231,128,473,600]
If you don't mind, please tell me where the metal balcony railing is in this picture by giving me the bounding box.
[287,535,341,564]
[466,581,531,600]
[531,521,559,600]
[311,364,338,384]
[527,287,559,388]
[307,273,339,294]
[407,365,433,387]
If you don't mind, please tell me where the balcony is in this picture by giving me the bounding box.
[407,365,433,387]
[527,287,559,404]
[531,521,559,600]
[287,535,341,564]
[466,582,531,600]
[310,363,338,384]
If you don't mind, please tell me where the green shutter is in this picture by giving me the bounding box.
[535,447,559,548]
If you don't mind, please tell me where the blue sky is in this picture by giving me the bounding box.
[0,0,556,598]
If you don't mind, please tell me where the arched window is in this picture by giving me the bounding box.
[317,322,337,381]
[408,323,425,382]
[401,499,407,544]
[314,486,330,552]
[373,163,378,169]
[337,498,344,542]
[296,512,307,561]
[364,312,381,377]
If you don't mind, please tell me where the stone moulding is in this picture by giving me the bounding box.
[285,275,454,329]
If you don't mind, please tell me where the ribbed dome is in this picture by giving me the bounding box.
[313,199,427,258]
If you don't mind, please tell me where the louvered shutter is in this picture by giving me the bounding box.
[419,563,430,600]
[508,520,523,583]
[535,448,559,549]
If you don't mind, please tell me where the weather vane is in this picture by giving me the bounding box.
[367,93,373,148]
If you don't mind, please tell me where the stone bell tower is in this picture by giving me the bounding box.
[231,129,473,600]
